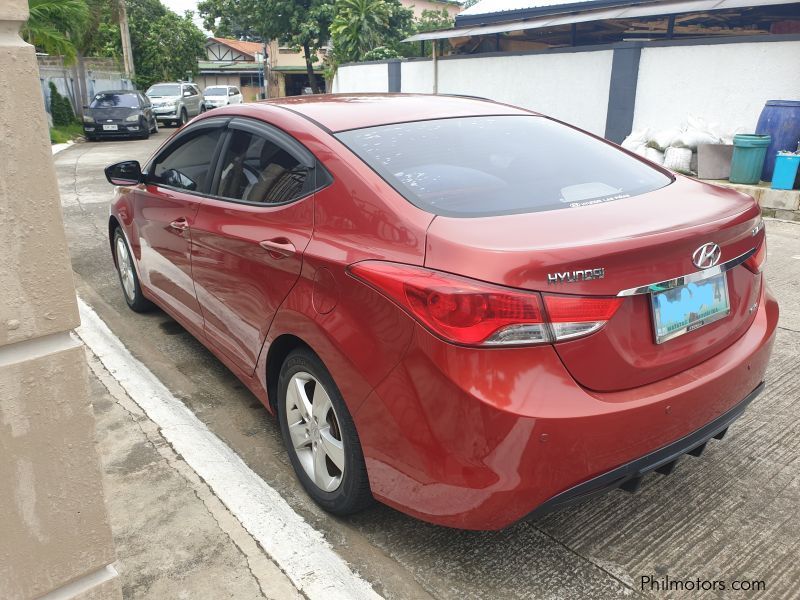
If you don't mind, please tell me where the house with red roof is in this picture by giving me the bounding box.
[197,37,326,100]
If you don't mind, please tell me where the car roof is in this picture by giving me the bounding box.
[263,93,535,133]
[93,89,139,95]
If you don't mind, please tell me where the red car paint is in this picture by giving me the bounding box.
[109,94,778,530]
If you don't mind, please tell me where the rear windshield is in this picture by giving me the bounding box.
[204,87,226,96]
[336,115,672,217]
[90,93,139,108]
[147,84,180,96]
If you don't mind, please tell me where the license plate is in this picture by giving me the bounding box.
[103,124,118,131]
[650,273,730,344]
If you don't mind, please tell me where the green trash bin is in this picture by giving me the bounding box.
[729,134,771,184]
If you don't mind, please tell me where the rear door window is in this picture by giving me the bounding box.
[336,115,672,217]
[214,129,310,204]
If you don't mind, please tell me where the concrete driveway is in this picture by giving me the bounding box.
[56,133,800,599]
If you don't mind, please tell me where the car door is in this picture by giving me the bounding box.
[230,87,242,105]
[184,84,201,116]
[190,118,317,373]
[134,118,226,331]
[138,92,152,127]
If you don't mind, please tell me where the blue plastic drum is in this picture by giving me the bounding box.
[755,100,800,181]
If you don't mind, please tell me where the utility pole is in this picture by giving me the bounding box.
[119,0,135,82]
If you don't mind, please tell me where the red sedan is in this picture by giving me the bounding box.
[105,94,778,530]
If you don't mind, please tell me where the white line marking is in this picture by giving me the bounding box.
[76,298,381,600]
[38,564,118,600]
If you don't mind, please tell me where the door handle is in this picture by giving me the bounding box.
[259,238,296,259]
[169,217,189,231]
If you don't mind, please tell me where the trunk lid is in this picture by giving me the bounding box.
[424,176,764,391]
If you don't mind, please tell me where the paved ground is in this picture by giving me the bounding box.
[56,133,800,600]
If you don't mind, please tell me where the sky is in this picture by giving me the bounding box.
[161,0,210,34]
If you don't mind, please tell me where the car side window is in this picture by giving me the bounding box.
[149,128,223,192]
[215,129,309,205]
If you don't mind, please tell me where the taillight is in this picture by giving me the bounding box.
[348,261,622,346]
[743,239,767,273]
[542,295,624,342]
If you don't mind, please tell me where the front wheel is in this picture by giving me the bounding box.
[277,348,373,515]
[113,229,152,312]
[150,117,158,134]
[179,108,188,126]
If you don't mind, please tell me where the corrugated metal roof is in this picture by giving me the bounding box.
[460,0,601,17]
[406,0,798,41]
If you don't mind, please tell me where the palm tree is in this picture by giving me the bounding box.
[331,0,391,63]
[22,0,90,64]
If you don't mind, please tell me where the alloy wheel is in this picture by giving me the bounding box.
[115,236,135,302]
[284,372,345,492]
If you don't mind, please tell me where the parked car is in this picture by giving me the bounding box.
[82,90,157,141]
[203,85,243,109]
[104,95,777,531]
[145,81,204,127]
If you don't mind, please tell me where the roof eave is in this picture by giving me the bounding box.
[456,0,661,26]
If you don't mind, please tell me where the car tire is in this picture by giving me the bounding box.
[179,108,188,126]
[150,118,158,134]
[113,228,153,313]
[277,348,374,516]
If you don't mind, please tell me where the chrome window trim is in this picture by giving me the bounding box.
[617,247,756,297]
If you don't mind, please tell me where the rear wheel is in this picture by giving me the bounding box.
[113,229,152,312]
[277,348,373,515]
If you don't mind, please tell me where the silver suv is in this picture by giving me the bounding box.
[145,82,204,127]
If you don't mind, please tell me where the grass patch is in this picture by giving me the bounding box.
[50,122,84,144]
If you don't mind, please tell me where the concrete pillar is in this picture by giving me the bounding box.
[0,2,122,599]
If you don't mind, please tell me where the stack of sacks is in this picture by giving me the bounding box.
[621,116,743,175]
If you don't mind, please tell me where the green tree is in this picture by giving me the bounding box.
[330,0,413,63]
[79,0,123,59]
[413,8,454,57]
[198,0,334,94]
[22,0,90,64]
[331,0,391,63]
[126,0,206,90]
[49,81,76,125]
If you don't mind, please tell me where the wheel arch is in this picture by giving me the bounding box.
[108,215,122,267]
[265,334,313,413]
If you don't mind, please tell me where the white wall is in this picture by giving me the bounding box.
[633,41,800,133]
[336,50,614,135]
[332,63,389,94]
[401,61,435,94]
[437,51,614,135]
[332,39,800,138]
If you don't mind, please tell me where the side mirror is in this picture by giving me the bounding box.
[183,91,192,97]
[229,90,235,96]
[105,160,142,186]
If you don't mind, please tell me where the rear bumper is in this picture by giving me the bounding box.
[525,381,763,520]
[354,284,778,530]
